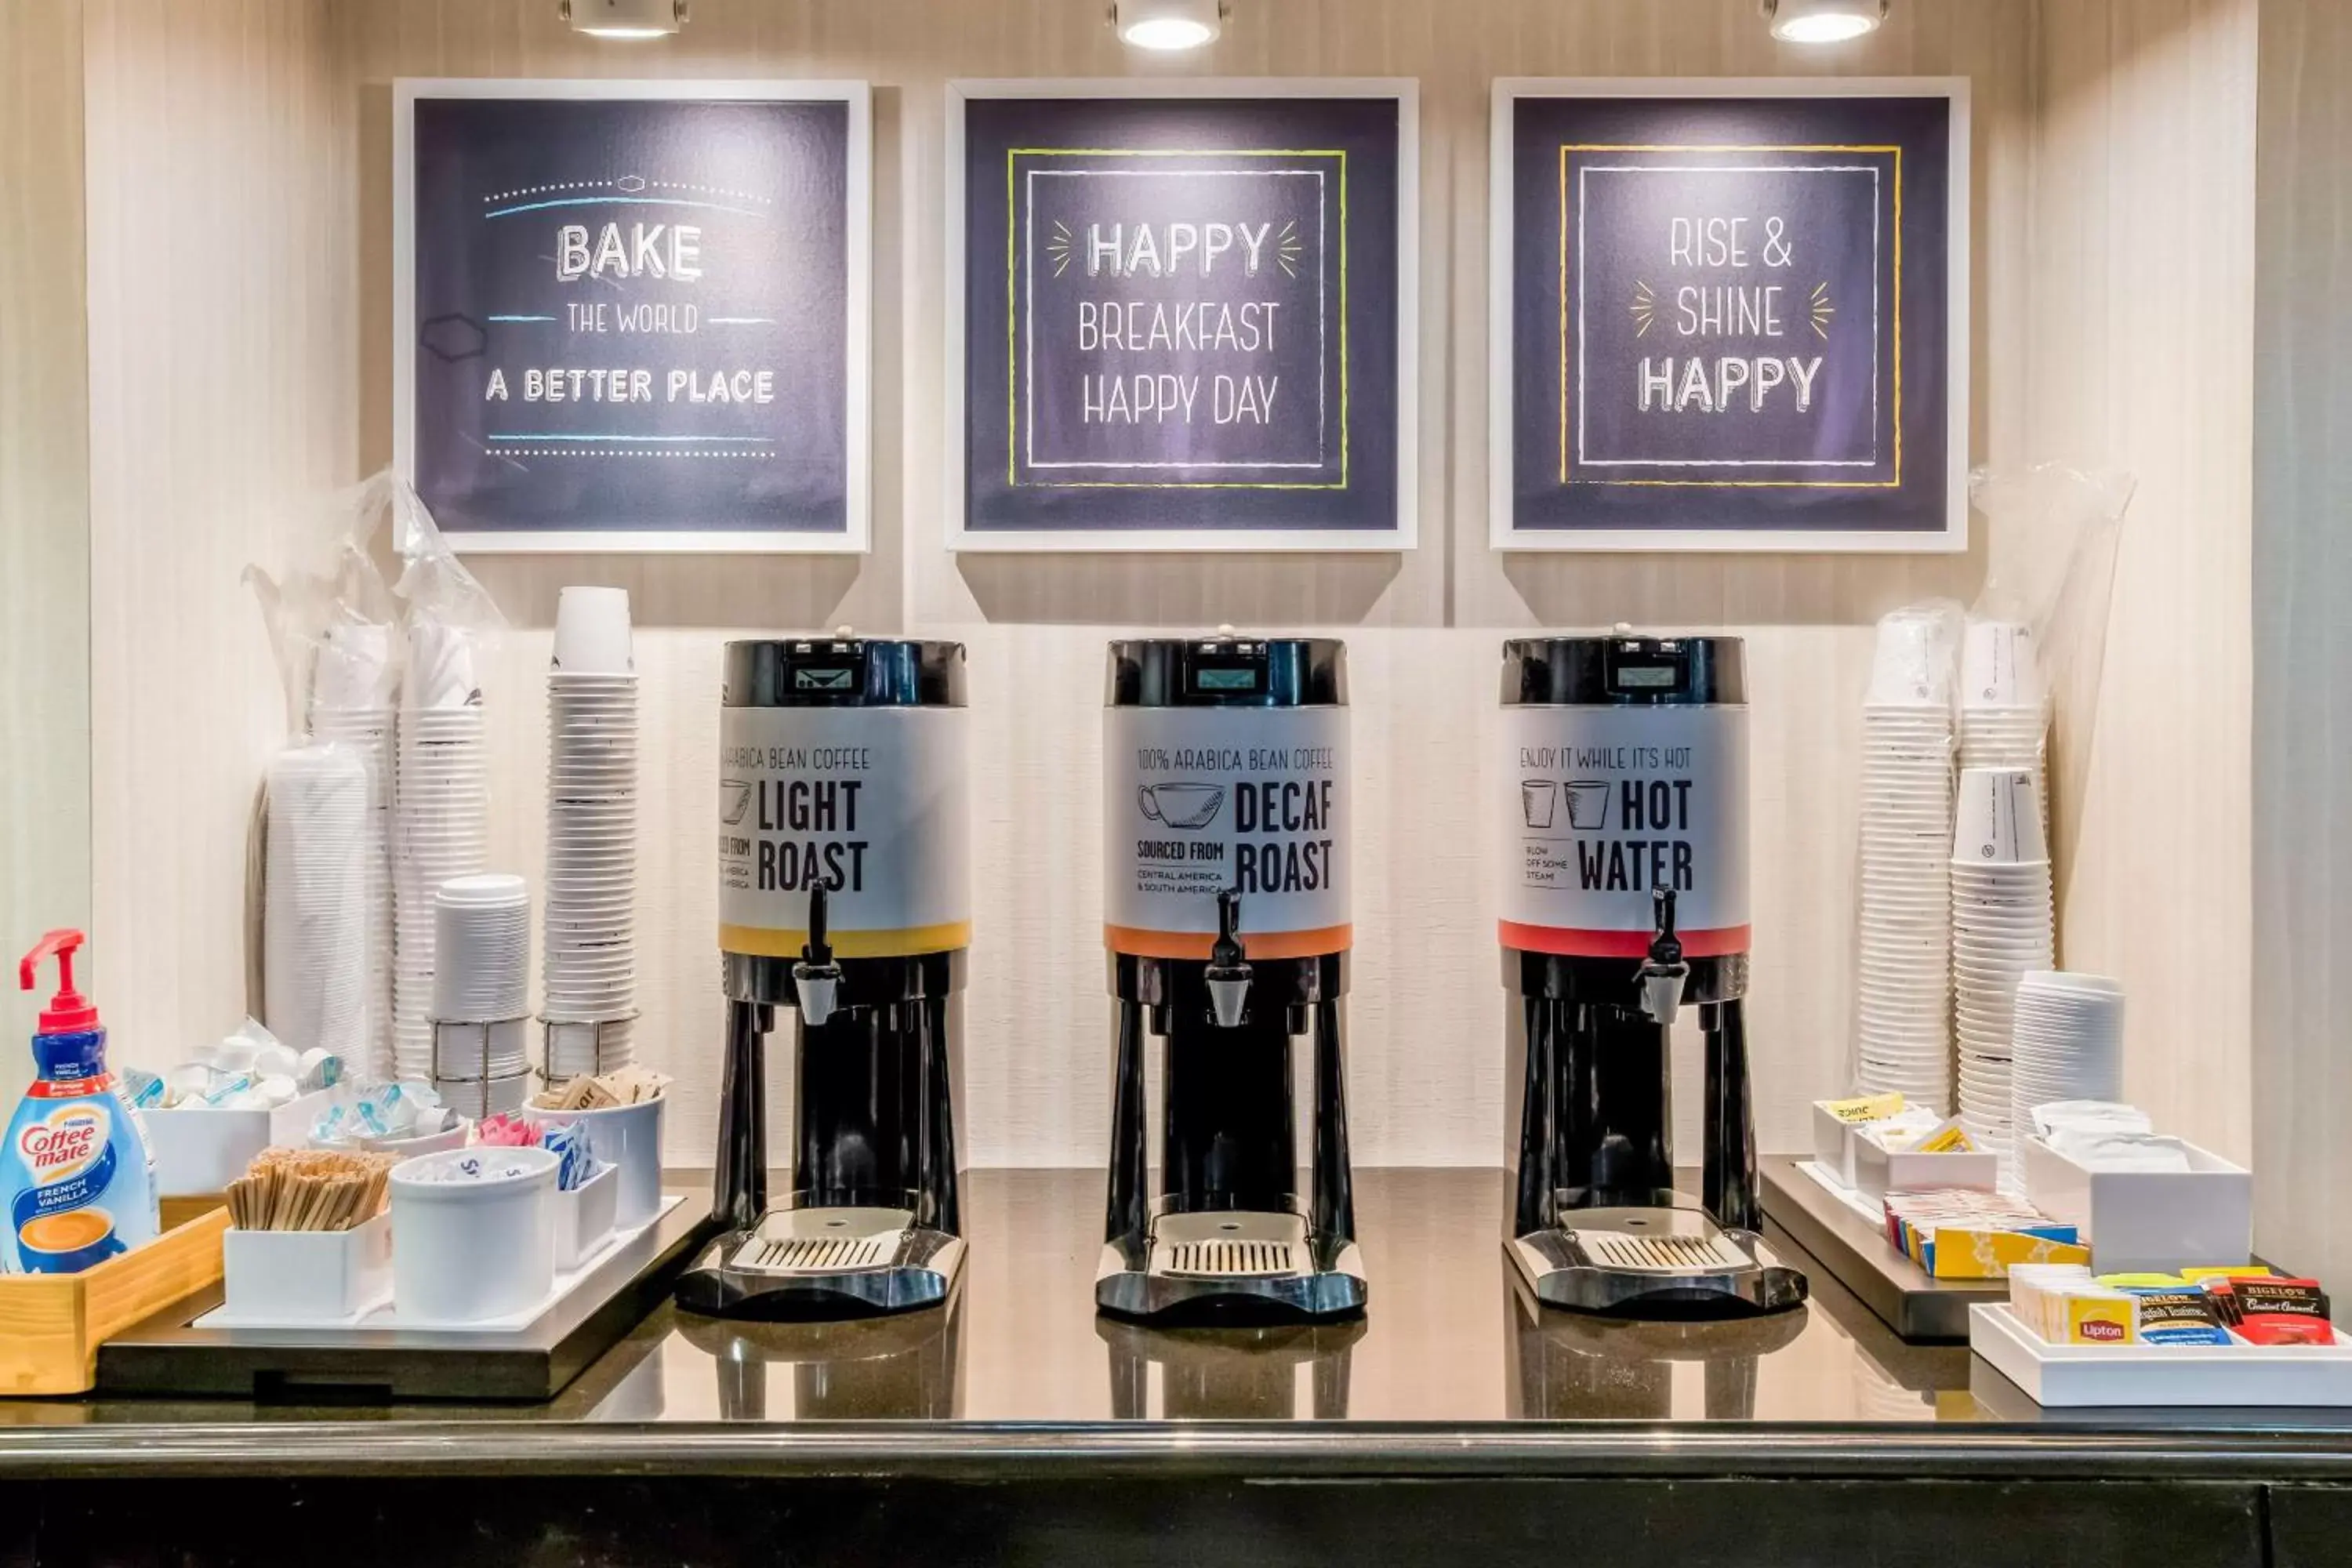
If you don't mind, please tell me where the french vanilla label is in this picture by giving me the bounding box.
[1499,704,1750,956]
[1105,705,1350,956]
[718,707,971,957]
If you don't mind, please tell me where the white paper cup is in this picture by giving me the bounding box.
[1951,767,2048,863]
[553,587,634,675]
[390,1146,557,1323]
[1962,620,2045,708]
[523,1094,665,1229]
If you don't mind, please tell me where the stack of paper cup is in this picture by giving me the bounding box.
[1854,610,1960,1111]
[394,628,490,1080]
[1951,766,2056,1183]
[430,874,532,1112]
[542,587,639,1081]
[2009,972,2124,1136]
[1959,620,2049,840]
[307,622,397,1080]
[263,745,371,1064]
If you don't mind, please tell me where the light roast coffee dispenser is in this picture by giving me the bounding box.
[677,635,971,1320]
[1499,633,1806,1317]
[1097,633,1365,1323]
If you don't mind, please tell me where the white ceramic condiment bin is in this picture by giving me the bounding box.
[389,1145,558,1323]
[553,1161,619,1270]
[221,1213,393,1323]
[1852,1140,2002,1204]
[1809,1102,1862,1189]
[524,1095,664,1228]
[2020,1134,2252,1275]
[144,1087,345,1197]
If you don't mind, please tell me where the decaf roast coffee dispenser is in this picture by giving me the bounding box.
[1499,633,1805,1318]
[1097,633,1365,1323]
[677,634,971,1320]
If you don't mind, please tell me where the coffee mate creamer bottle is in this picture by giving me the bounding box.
[2,930,157,1273]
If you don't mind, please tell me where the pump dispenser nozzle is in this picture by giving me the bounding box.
[18,929,98,1034]
[1203,887,1253,1029]
[793,885,844,1027]
[1636,887,1690,1026]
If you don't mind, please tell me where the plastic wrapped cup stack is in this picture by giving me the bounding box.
[265,744,372,1065]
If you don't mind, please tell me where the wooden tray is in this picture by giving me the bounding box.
[0,1207,230,1396]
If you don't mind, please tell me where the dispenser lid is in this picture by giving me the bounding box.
[1500,632,1744,707]
[724,633,967,708]
[1106,629,1347,707]
[18,928,99,1035]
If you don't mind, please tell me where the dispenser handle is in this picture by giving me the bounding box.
[803,883,832,966]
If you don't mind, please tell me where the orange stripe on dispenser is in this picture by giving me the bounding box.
[1498,920,1750,959]
[720,922,972,960]
[1105,924,1354,961]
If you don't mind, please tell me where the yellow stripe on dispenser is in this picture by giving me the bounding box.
[720,922,973,960]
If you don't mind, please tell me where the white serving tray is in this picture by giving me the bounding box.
[1969,1301,2352,1407]
[194,1195,682,1333]
[1801,1158,1892,1226]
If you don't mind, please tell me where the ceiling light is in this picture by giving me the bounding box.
[561,0,687,39]
[1114,0,1225,52]
[1764,0,1887,44]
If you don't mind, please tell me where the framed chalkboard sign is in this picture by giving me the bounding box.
[394,80,870,554]
[1491,79,1969,553]
[947,80,1417,553]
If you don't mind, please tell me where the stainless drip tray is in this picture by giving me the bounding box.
[1098,1210,1367,1323]
[677,1207,967,1320]
[1510,1204,1809,1318]
[1152,1213,1308,1279]
[1569,1223,1755,1277]
[728,1207,914,1276]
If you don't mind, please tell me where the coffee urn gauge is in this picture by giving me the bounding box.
[1096,632,1365,1323]
[1499,633,1806,1318]
[678,634,971,1320]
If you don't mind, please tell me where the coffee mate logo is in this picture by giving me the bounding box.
[19,1105,107,1185]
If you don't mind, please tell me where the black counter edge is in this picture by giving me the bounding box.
[3,1423,2350,1481]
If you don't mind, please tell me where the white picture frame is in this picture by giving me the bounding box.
[1488,77,1971,554]
[394,78,873,554]
[946,78,1420,554]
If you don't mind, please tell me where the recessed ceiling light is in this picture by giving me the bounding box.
[561,0,687,40]
[1114,0,1225,52]
[1764,0,1888,44]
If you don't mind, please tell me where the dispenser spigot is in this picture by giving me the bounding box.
[1203,887,1253,1029]
[1636,886,1691,1026]
[793,884,844,1026]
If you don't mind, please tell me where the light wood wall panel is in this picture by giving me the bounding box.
[74,0,2252,1171]
[85,0,355,1061]
[2031,0,2255,1159]
[2252,0,2352,1281]
[0,0,91,1095]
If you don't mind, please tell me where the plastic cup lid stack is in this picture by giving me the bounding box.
[393,684,490,1082]
[2009,971,2125,1140]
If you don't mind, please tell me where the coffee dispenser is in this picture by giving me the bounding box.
[678,635,971,1320]
[1499,633,1805,1317]
[1097,633,1364,1323]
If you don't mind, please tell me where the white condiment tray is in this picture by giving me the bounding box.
[1969,1301,2352,1407]
[194,1195,681,1332]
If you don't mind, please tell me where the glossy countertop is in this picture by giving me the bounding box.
[5,1168,2352,1480]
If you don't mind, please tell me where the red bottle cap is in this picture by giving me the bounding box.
[18,929,99,1034]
